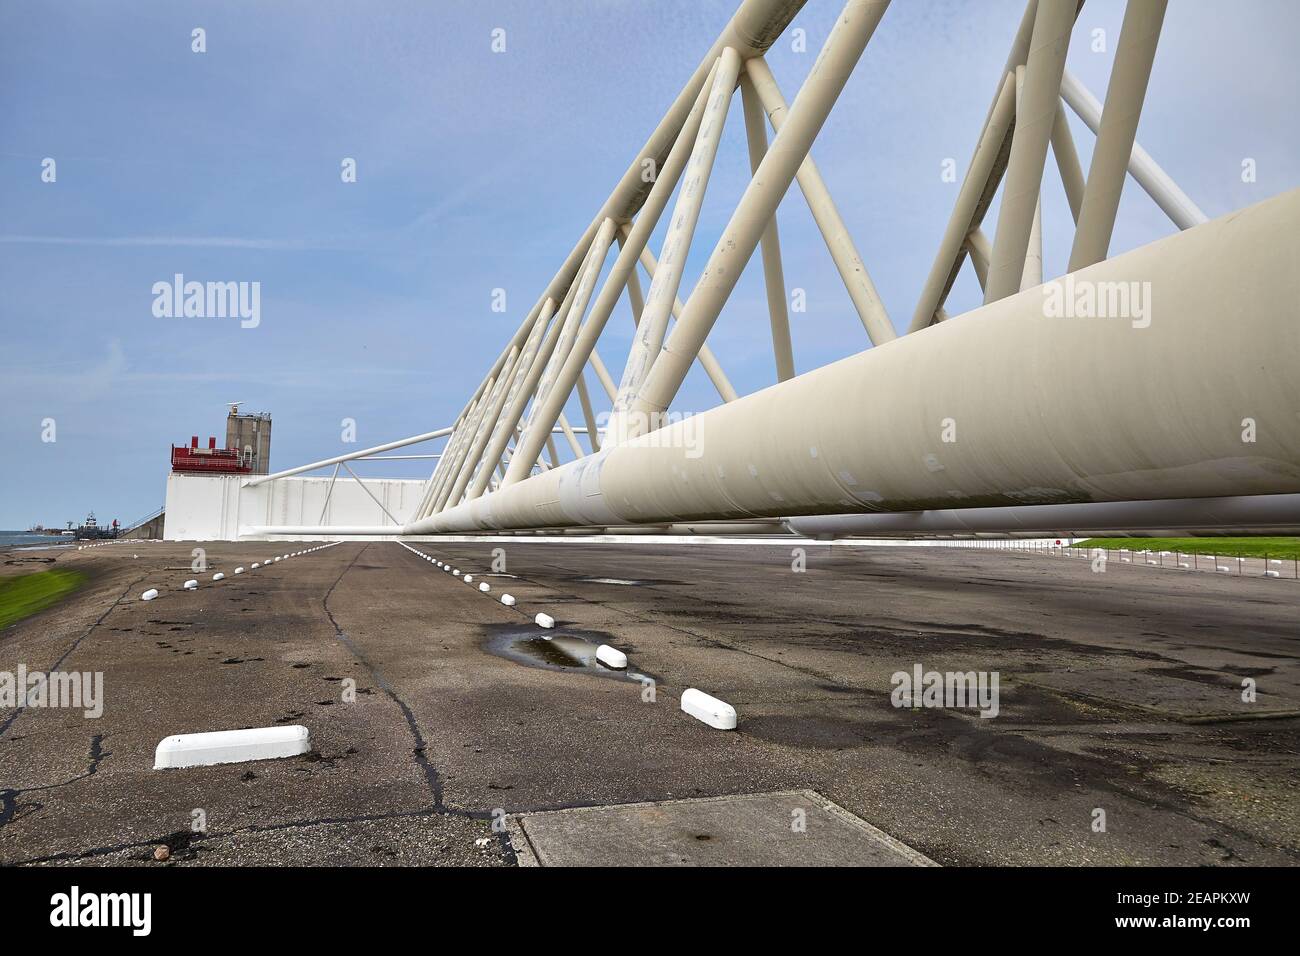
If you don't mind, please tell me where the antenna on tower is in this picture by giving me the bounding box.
[227,401,244,416]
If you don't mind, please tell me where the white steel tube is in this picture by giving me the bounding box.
[467,294,577,500]
[437,359,518,512]
[247,425,454,487]
[452,296,563,506]
[964,229,990,292]
[608,47,743,445]
[341,462,400,526]
[500,66,721,486]
[425,389,489,516]
[589,350,618,402]
[516,218,618,467]
[634,242,740,403]
[1051,101,1085,223]
[743,56,894,345]
[1068,0,1169,270]
[410,190,1300,533]
[909,73,1017,333]
[787,494,1300,537]
[628,0,893,434]
[557,414,584,459]
[740,71,795,381]
[576,373,602,453]
[1016,64,1044,291]
[317,463,341,524]
[624,228,736,403]
[1060,69,1207,230]
[984,0,1074,304]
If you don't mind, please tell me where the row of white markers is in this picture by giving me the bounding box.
[396,541,738,730]
[139,542,343,601]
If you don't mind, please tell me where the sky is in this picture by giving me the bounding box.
[1,0,1296,529]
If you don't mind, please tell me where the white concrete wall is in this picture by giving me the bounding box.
[163,473,424,540]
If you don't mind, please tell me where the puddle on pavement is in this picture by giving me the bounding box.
[518,635,600,668]
[484,624,654,685]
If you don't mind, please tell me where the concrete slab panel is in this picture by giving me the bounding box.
[507,789,936,867]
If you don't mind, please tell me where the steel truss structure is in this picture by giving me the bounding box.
[249,0,1299,539]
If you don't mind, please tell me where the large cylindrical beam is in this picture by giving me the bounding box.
[786,494,1300,538]
[409,190,1300,533]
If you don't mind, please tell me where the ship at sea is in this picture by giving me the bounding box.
[74,512,120,540]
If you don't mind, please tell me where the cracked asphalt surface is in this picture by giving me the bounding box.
[0,538,1296,866]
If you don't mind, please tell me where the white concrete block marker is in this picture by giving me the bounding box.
[141,588,159,602]
[479,582,490,592]
[234,567,245,574]
[464,574,473,583]
[596,644,627,669]
[535,612,555,629]
[252,563,260,569]
[154,725,311,770]
[212,572,225,581]
[183,579,198,590]
[681,688,737,730]
[501,594,516,606]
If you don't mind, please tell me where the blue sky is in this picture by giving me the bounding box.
[1,0,1296,528]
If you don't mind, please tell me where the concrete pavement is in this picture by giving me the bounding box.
[1,538,1296,865]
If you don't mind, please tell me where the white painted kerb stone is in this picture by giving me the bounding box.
[596,645,627,669]
[681,688,737,730]
[154,725,311,769]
